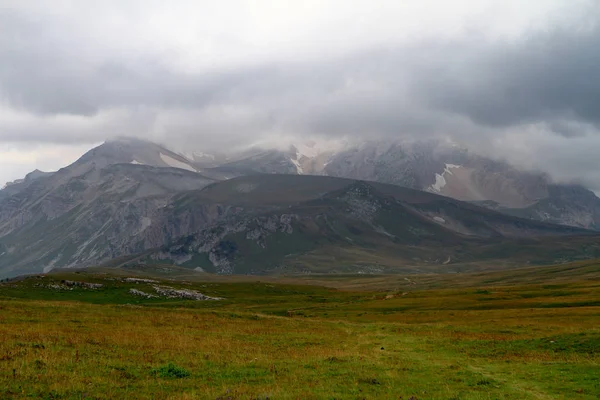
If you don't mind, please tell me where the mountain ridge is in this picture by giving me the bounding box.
[1,138,599,278]
[138,175,598,275]
[186,139,600,230]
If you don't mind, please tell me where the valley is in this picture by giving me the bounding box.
[1,260,599,399]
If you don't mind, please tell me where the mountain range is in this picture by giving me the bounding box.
[205,140,600,230]
[1,137,599,278]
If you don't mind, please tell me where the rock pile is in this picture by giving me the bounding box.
[62,280,103,289]
[42,280,104,291]
[124,278,158,284]
[129,288,157,299]
[151,285,221,300]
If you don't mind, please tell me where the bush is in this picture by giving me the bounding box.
[151,363,191,378]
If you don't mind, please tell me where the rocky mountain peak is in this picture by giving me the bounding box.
[23,169,50,180]
[76,137,198,172]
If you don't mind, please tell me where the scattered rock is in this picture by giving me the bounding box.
[47,284,73,291]
[62,280,103,289]
[129,288,157,299]
[152,285,222,301]
[124,278,158,284]
[42,280,103,291]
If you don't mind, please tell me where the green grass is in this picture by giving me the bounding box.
[1,261,599,399]
[151,363,192,379]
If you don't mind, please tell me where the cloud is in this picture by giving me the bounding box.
[0,142,96,187]
[408,17,600,129]
[0,0,599,192]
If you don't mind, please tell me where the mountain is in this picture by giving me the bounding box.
[80,137,200,172]
[0,169,54,201]
[500,184,600,229]
[134,175,598,275]
[0,138,219,278]
[207,142,335,177]
[2,138,599,279]
[323,141,600,230]
[211,148,299,176]
[195,139,600,230]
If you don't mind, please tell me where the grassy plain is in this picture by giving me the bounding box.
[0,260,599,399]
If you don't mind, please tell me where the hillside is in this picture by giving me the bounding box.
[196,140,600,230]
[1,139,599,279]
[139,175,598,275]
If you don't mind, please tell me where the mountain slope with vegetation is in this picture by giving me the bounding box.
[1,138,599,279]
[142,175,598,275]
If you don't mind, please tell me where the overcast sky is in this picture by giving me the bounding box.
[1,0,599,192]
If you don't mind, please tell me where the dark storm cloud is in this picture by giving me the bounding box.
[408,18,600,129]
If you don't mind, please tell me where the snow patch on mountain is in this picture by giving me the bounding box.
[291,158,304,174]
[430,164,461,192]
[159,153,197,172]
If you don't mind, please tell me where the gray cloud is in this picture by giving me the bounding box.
[409,21,600,129]
[0,1,600,191]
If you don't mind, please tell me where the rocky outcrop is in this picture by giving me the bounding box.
[153,213,300,274]
[151,285,221,300]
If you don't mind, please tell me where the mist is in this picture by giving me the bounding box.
[1,0,599,191]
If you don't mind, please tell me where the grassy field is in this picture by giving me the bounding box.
[1,261,599,399]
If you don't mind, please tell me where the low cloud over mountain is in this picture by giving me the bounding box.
[1,1,600,191]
